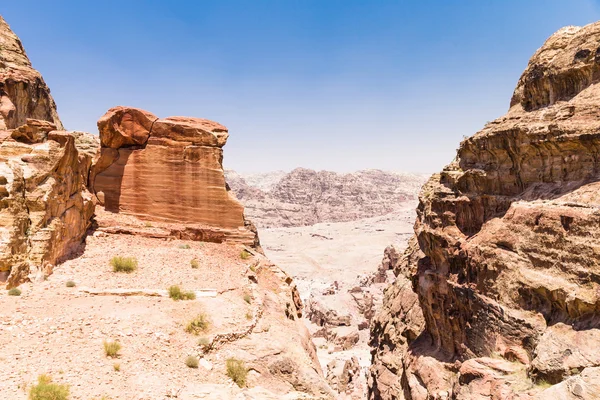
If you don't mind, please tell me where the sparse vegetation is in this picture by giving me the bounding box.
[198,337,210,347]
[144,222,153,227]
[29,374,69,400]
[168,285,196,301]
[249,264,257,273]
[190,258,200,269]
[185,355,199,368]
[243,293,251,304]
[185,313,210,335]
[178,244,191,249]
[240,250,251,260]
[245,312,252,320]
[113,363,120,372]
[65,281,76,288]
[110,256,138,273]
[535,378,552,389]
[8,287,21,296]
[226,358,247,388]
[103,340,121,358]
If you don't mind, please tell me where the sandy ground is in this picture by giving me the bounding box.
[258,204,418,397]
[260,204,416,301]
[0,233,274,399]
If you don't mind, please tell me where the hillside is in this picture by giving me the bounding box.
[226,168,427,228]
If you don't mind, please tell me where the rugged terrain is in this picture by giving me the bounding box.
[370,23,600,399]
[228,170,425,398]
[0,16,333,399]
[226,168,426,228]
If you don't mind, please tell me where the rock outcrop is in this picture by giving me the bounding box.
[0,18,96,288]
[226,168,427,228]
[0,16,62,131]
[370,22,600,399]
[90,106,258,247]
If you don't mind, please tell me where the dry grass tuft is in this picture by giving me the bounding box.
[185,313,210,335]
[168,285,196,301]
[8,287,21,296]
[190,258,200,269]
[65,281,76,288]
[29,374,70,400]
[110,256,138,273]
[226,358,248,387]
[185,355,199,368]
[103,340,121,358]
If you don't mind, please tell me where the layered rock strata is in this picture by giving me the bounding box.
[0,120,97,287]
[0,17,95,287]
[90,106,258,247]
[370,23,600,399]
[0,16,62,130]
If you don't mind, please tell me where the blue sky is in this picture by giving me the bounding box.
[2,1,600,173]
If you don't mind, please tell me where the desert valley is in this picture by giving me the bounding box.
[2,5,600,400]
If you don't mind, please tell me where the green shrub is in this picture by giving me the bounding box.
[185,356,199,368]
[226,358,247,387]
[243,293,251,304]
[185,313,209,335]
[8,287,21,296]
[29,374,69,400]
[198,337,210,347]
[113,363,120,372]
[65,281,76,288]
[103,340,121,358]
[245,312,252,320]
[240,250,251,260]
[110,256,137,273]
[178,244,191,249]
[168,285,196,301]
[190,259,200,269]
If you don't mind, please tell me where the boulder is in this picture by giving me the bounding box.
[90,107,258,247]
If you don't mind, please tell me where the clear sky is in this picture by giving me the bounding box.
[2,1,600,173]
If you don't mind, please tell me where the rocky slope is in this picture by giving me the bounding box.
[0,16,333,399]
[370,23,600,399]
[226,168,426,228]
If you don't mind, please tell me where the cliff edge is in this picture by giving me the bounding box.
[370,22,600,400]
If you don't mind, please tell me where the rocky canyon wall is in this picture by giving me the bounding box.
[370,23,600,399]
[0,17,96,288]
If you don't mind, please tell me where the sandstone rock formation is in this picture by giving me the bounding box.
[0,16,62,131]
[226,168,427,228]
[0,18,95,288]
[370,22,600,399]
[91,106,258,247]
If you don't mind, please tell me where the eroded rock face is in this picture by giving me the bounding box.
[370,22,600,399]
[91,107,257,247]
[0,16,63,131]
[0,122,97,287]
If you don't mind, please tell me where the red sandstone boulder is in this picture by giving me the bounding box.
[91,107,259,248]
[151,116,229,147]
[97,106,158,148]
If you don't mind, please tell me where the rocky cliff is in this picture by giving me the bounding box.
[0,18,95,288]
[0,16,62,130]
[91,106,259,247]
[370,23,600,399]
[226,168,426,228]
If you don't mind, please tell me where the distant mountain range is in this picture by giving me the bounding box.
[225,168,428,228]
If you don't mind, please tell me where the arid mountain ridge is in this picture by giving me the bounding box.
[226,168,427,228]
